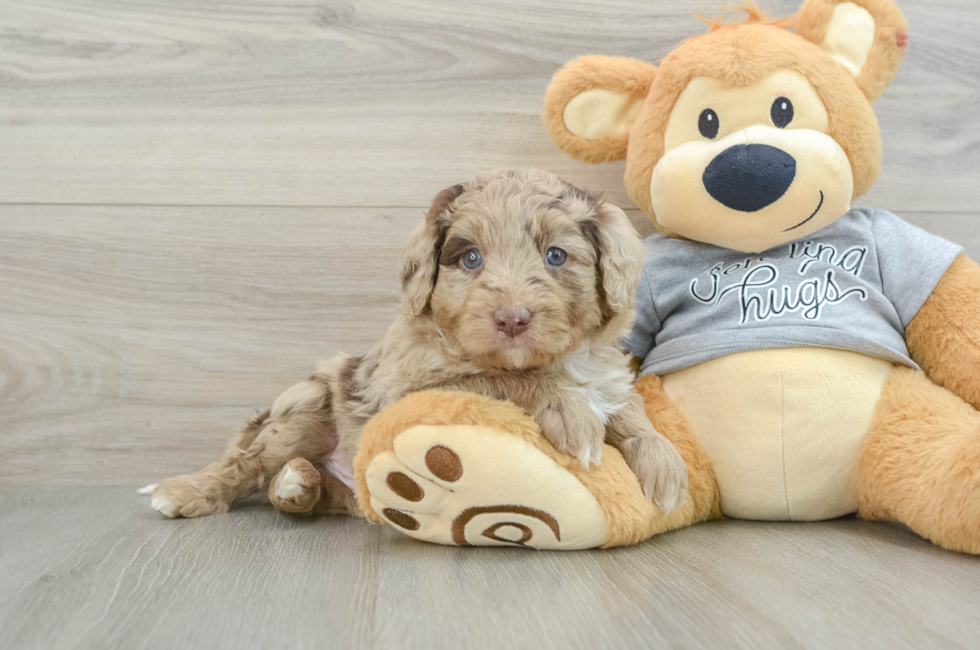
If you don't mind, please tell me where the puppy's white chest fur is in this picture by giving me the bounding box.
[559,345,634,424]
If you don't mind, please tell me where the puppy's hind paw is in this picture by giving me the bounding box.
[150,476,231,518]
[151,495,178,518]
[269,458,322,515]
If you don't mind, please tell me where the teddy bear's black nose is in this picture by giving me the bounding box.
[702,144,796,212]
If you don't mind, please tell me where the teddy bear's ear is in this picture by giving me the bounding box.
[544,55,658,163]
[796,0,908,103]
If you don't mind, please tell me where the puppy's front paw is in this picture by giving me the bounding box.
[151,475,230,518]
[536,399,605,468]
[621,435,689,513]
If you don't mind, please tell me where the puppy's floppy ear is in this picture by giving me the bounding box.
[399,184,464,318]
[579,196,644,322]
[544,55,658,163]
[796,0,908,103]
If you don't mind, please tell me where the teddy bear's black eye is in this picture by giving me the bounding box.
[462,248,483,270]
[771,97,794,128]
[698,109,719,139]
[545,247,567,267]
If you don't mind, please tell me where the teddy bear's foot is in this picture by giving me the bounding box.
[858,367,980,554]
[365,424,608,549]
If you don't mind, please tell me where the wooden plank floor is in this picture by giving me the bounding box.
[2,488,980,650]
[1,0,979,648]
[1,0,978,212]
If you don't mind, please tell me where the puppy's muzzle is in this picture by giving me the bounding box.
[493,308,532,338]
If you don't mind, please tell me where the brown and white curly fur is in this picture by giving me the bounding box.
[148,169,688,519]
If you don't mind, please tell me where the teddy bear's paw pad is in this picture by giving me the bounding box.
[365,424,607,549]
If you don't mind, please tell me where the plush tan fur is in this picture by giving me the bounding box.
[543,0,978,553]
[543,56,658,164]
[543,1,907,237]
[627,20,882,227]
[355,383,719,548]
[151,169,688,519]
[905,254,980,411]
[796,0,909,103]
[650,70,854,251]
[858,366,980,554]
[632,374,724,530]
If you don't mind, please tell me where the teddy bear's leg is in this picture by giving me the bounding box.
[358,391,611,548]
[357,388,720,549]
[579,374,722,546]
[633,373,723,526]
[857,366,980,554]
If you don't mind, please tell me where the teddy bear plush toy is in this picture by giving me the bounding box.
[354,0,980,553]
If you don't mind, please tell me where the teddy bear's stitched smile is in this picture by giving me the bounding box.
[784,190,825,232]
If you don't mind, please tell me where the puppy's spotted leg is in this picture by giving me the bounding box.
[535,392,606,468]
[151,376,338,518]
[606,392,689,513]
[151,454,262,518]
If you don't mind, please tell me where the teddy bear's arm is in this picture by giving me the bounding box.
[905,254,980,410]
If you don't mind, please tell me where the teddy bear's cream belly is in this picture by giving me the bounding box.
[661,348,894,521]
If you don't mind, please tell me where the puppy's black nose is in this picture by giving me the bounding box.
[702,144,796,212]
[493,308,531,338]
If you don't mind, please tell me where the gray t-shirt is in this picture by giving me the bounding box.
[625,209,963,376]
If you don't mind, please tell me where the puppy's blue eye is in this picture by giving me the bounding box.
[462,248,483,270]
[545,247,567,267]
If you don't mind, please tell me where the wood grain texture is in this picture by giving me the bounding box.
[0,0,978,211]
[0,205,413,485]
[2,1,979,646]
[2,206,977,487]
[1,488,979,650]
